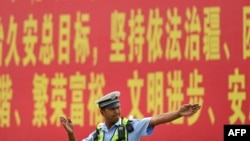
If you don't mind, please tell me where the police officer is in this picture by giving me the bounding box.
[60,91,201,141]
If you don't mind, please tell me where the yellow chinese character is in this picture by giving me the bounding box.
[50,72,67,126]
[165,8,182,61]
[186,69,204,125]
[87,72,105,126]
[203,7,221,61]
[243,7,250,60]
[147,8,163,63]
[147,72,164,116]
[39,14,54,65]
[58,15,71,64]
[74,12,90,64]
[127,70,144,118]
[228,68,246,124]
[0,74,13,127]
[166,70,184,124]
[23,14,38,66]
[0,17,4,66]
[5,15,20,66]
[32,73,49,127]
[110,10,126,62]
[184,6,201,61]
[69,71,86,127]
[128,9,145,63]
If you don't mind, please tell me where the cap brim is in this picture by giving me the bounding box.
[105,102,120,109]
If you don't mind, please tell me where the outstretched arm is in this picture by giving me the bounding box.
[60,117,77,141]
[148,104,201,127]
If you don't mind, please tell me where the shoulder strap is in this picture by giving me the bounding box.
[97,122,103,129]
[122,118,129,125]
[93,122,104,141]
[123,118,134,133]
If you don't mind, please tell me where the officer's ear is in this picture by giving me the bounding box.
[100,108,105,116]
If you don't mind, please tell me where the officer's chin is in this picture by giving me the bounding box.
[112,115,120,121]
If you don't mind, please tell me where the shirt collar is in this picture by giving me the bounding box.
[102,118,122,132]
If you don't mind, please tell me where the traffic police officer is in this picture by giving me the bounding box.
[60,91,201,141]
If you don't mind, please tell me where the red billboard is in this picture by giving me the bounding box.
[0,0,250,140]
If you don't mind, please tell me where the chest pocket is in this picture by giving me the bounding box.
[93,118,133,141]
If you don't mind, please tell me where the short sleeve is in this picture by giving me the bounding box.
[131,117,154,136]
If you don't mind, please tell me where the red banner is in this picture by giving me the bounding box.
[0,0,250,140]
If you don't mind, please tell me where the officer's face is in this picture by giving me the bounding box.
[102,107,121,123]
